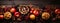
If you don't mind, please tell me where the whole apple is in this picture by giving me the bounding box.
[55,9,60,14]
[10,8,16,13]
[0,15,3,19]
[14,12,20,18]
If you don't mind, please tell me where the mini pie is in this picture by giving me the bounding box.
[42,12,50,20]
[18,6,29,14]
[4,12,12,20]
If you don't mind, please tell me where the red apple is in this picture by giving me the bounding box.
[0,15,3,19]
[30,8,34,13]
[30,10,39,16]
[30,10,33,13]
[14,12,20,18]
[55,9,60,14]
[30,8,39,16]
[10,8,16,13]
[33,10,39,16]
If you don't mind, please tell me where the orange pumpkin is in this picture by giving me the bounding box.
[30,14,35,20]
